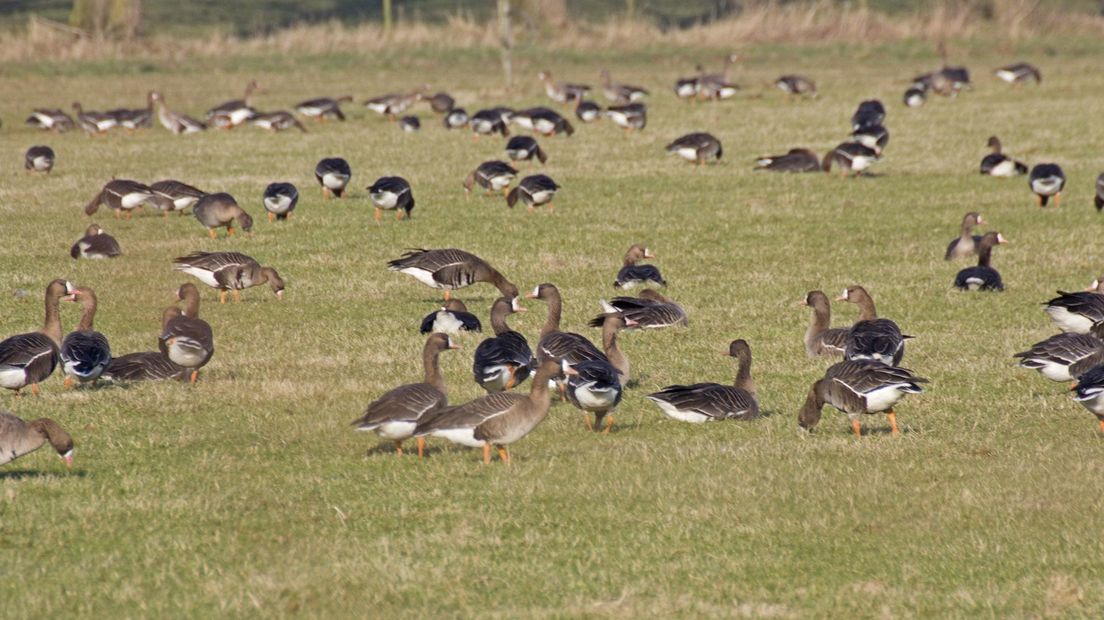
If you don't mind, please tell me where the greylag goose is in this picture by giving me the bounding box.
[513,107,574,137]
[443,108,469,129]
[150,180,207,216]
[850,100,885,130]
[506,175,560,213]
[24,146,55,173]
[388,248,519,300]
[903,87,926,108]
[754,148,819,173]
[102,352,187,382]
[72,102,116,135]
[598,289,687,329]
[944,212,985,260]
[1043,278,1104,335]
[364,90,423,120]
[1029,163,1065,207]
[193,193,253,238]
[464,161,518,198]
[505,136,547,165]
[953,232,1008,292]
[1072,365,1104,431]
[797,359,926,437]
[574,100,602,123]
[995,63,1041,84]
[173,251,285,303]
[60,287,110,388]
[83,179,164,219]
[0,280,72,395]
[538,71,590,104]
[775,75,817,99]
[473,297,534,392]
[599,69,648,103]
[295,96,352,122]
[314,158,351,199]
[367,176,414,223]
[1096,173,1104,212]
[980,137,1027,177]
[851,124,888,154]
[605,103,646,131]
[1016,333,1104,384]
[399,116,420,132]
[470,108,510,137]
[838,285,910,366]
[25,108,74,132]
[822,142,879,177]
[647,339,758,423]
[420,299,482,335]
[206,80,259,127]
[70,224,121,259]
[0,411,73,470]
[666,133,723,165]
[262,183,298,221]
[159,283,214,384]
[150,91,206,134]
[614,244,665,289]
[799,290,848,358]
[427,92,455,114]
[351,333,458,456]
[252,111,306,133]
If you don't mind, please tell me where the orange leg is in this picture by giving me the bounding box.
[267,212,275,222]
[527,205,535,214]
[443,290,451,301]
[851,418,862,438]
[31,383,40,397]
[64,376,73,390]
[482,443,491,464]
[227,226,236,236]
[602,416,613,435]
[583,414,594,431]
[546,201,554,214]
[232,290,241,303]
[219,290,228,304]
[1054,193,1062,208]
[113,209,120,219]
[162,211,168,218]
[322,187,331,200]
[1036,194,1043,207]
[502,187,510,198]
[207,228,217,239]
[417,437,426,459]
[393,440,404,455]
[190,370,199,384]
[497,446,510,464]
[887,410,900,436]
[1098,419,1104,433]
[374,207,382,224]
[395,210,403,221]
[504,366,518,390]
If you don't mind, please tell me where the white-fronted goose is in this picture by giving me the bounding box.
[980,136,1027,177]
[83,179,164,219]
[295,96,352,121]
[599,69,648,104]
[206,80,259,127]
[526,285,620,391]
[443,108,469,129]
[351,333,458,456]
[507,175,560,213]
[822,142,879,176]
[1016,333,1104,384]
[173,251,284,303]
[954,232,1007,292]
[72,102,116,135]
[107,93,153,130]
[193,193,253,238]
[614,244,665,289]
[1072,365,1104,431]
[838,285,909,366]
[666,133,723,165]
[754,148,819,173]
[505,136,547,165]
[538,71,590,104]
[565,357,623,433]
[598,290,687,329]
[400,116,420,132]
[315,158,351,199]
[1096,173,1104,212]
[388,248,519,300]
[903,87,926,107]
[102,352,188,382]
[945,212,985,260]
[365,90,423,120]
[674,76,701,101]
[851,125,888,154]
[799,290,848,359]
[473,297,534,392]
[262,183,298,221]
[25,108,75,132]
[150,180,207,216]
[60,287,110,388]
[0,411,73,470]
[605,103,646,131]
[850,99,885,130]
[368,176,414,223]
[24,146,55,173]
[420,299,482,335]
[0,280,72,396]
[464,161,518,198]
[470,108,510,137]
[574,100,602,123]
[648,339,758,423]
[150,91,206,134]
[797,359,926,437]
[513,107,574,137]
[427,92,455,114]
[995,63,1041,85]
[159,283,214,384]
[252,111,306,133]
[70,224,121,259]
[697,55,741,100]
[1029,163,1065,207]
[1044,278,1104,335]
[775,75,816,99]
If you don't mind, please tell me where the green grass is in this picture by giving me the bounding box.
[3,39,1104,617]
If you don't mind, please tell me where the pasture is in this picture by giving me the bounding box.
[3,37,1104,617]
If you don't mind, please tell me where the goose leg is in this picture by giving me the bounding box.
[504,367,517,390]
[322,187,331,200]
[443,290,451,301]
[603,416,613,435]
[190,370,198,384]
[1054,193,1062,208]
[374,208,382,224]
[417,437,426,458]
[393,440,404,455]
[1036,194,1043,207]
[227,226,236,236]
[64,376,73,390]
[267,212,275,222]
[31,383,40,397]
[583,414,594,431]
[497,446,510,464]
[232,290,241,303]
[851,419,862,438]
[1098,420,1104,433]
[395,210,403,221]
[482,443,491,464]
[546,201,554,214]
[219,290,228,304]
[207,228,217,239]
[887,411,900,436]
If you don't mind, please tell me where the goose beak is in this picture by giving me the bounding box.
[643,249,655,259]
[834,295,847,301]
[276,290,285,300]
[796,298,808,306]
[511,297,527,312]
[61,450,73,471]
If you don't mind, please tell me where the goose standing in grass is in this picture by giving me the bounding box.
[648,339,758,423]
[443,107,469,129]
[944,212,985,260]
[24,146,55,173]
[1029,163,1065,207]
[0,411,73,470]
[850,99,885,130]
[107,93,153,130]
[150,91,206,134]
[822,142,879,177]
[473,297,534,393]
[262,183,298,221]
[388,248,519,301]
[351,333,458,457]
[515,107,575,137]
[72,102,116,135]
[102,352,188,382]
[1015,333,1104,384]
[775,75,816,99]
[505,136,547,165]
[83,179,164,219]
[1043,278,1104,335]
[150,180,207,216]
[980,136,1027,177]
[797,359,926,437]
[469,108,510,138]
[953,232,1008,292]
[0,280,72,396]
[173,251,285,303]
[1096,173,1104,211]
[851,124,888,154]
[574,100,603,123]
[527,284,605,370]
[206,80,259,128]
[60,287,110,388]
[838,285,909,366]
[697,55,741,100]
[25,108,74,132]
[584,312,634,384]
[507,175,560,213]
[674,75,701,101]
[314,157,351,199]
[399,116,420,132]
[1071,365,1104,432]
[368,176,414,223]
[364,90,423,120]
[464,161,518,198]
[600,69,648,104]
[70,224,121,259]
[799,290,848,359]
[252,111,306,133]
[193,193,253,238]
[427,92,455,114]
[666,132,722,165]
[994,62,1041,84]
[420,300,482,335]
[599,290,687,329]
[414,359,568,464]
[614,244,665,289]
[563,356,623,433]
[159,284,214,384]
[538,71,590,104]
[754,148,819,172]
[295,96,352,122]
[606,103,647,131]
[903,86,926,107]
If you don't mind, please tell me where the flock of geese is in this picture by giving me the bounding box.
[5,51,1104,470]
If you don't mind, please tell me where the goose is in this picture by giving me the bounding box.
[262,182,298,221]
[0,411,73,470]
[388,248,519,301]
[903,87,926,108]
[469,108,510,137]
[822,142,879,177]
[838,285,910,366]
[506,175,560,213]
[173,251,285,303]
[427,92,455,114]
[754,148,819,173]
[1096,173,1104,212]
[102,352,188,382]
[107,93,153,130]
[1029,163,1065,207]
[674,76,701,101]
[420,299,481,335]
[399,116,420,132]
[1016,333,1104,384]
[851,124,888,154]
[206,80,259,127]
[775,75,817,99]
[514,107,574,137]
[850,99,885,130]
[251,111,306,133]
[505,136,547,165]
[159,283,214,383]
[351,333,458,457]
[295,95,352,122]
[70,224,121,259]
[600,69,648,103]
[994,62,1041,85]
[563,357,623,433]
[24,146,55,173]
[473,297,534,392]
[193,193,253,238]
[314,158,351,199]
[367,176,414,223]
[953,232,1008,292]
[25,108,75,132]
[443,108,469,129]
[614,244,665,289]
[697,55,741,100]
[1071,365,1104,432]
[647,339,759,423]
[83,179,165,219]
[799,290,848,359]
[527,285,624,393]
[666,133,722,165]
[464,161,518,198]
[598,290,687,329]
[538,71,590,104]
[364,90,424,120]
[945,212,985,260]
[0,280,72,396]
[150,180,207,216]
[574,100,602,123]
[797,359,926,437]
[606,103,647,131]
[584,312,634,382]
[980,136,1027,177]
[71,102,116,135]
[413,359,568,464]
[150,91,206,134]
[1043,278,1104,335]
[60,287,111,388]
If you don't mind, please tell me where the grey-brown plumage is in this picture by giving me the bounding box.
[800,290,848,358]
[953,232,1007,292]
[1015,333,1104,383]
[754,148,819,173]
[84,179,166,219]
[979,137,1027,177]
[945,212,984,260]
[614,244,665,289]
[473,297,534,393]
[506,175,559,212]
[102,352,188,382]
[1045,279,1104,335]
[262,183,298,221]
[839,285,910,366]
[598,289,687,329]
[150,180,207,215]
[24,146,55,173]
[538,70,590,104]
[822,142,879,176]
[775,75,817,98]
[427,92,455,114]
[158,283,214,383]
[314,158,351,199]
[25,108,75,132]
[387,248,519,300]
[464,161,518,197]
[505,136,547,165]
[666,133,722,165]
[605,103,647,131]
[1095,173,1104,212]
[72,101,116,135]
[364,90,424,119]
[206,80,259,126]
[60,287,111,387]
[150,91,207,134]
[252,111,307,133]
[193,193,253,238]
[295,96,352,121]
[527,283,606,369]
[797,359,927,437]
[599,69,648,104]
[70,224,121,259]
[648,339,758,423]
[0,280,71,395]
[0,411,74,469]
[173,251,285,302]
[994,62,1041,84]
[513,107,574,137]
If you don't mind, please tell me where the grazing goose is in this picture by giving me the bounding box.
[24,146,55,173]
[83,179,163,219]
[564,357,623,433]
[470,108,510,138]
[1029,163,1065,207]
[314,158,351,199]
[295,95,352,122]
[980,136,1027,177]
[0,280,72,396]
[574,100,602,123]
[903,87,927,108]
[600,69,648,103]
[159,283,214,383]
[400,116,420,132]
[473,297,534,392]
[838,285,910,366]
[614,244,665,289]
[754,148,819,173]
[605,103,647,131]
[674,76,701,101]
[107,93,153,130]
[953,232,1008,292]
[697,55,741,100]
[648,339,759,423]
[822,142,879,176]
[25,108,74,132]
[506,175,560,213]
[414,359,567,464]
[995,62,1041,85]
[443,107,469,129]
[364,90,423,120]
[206,80,259,127]
[0,411,73,470]
[351,333,458,456]
[505,136,547,165]
[666,133,723,165]
[367,176,415,223]
[797,359,926,437]
[1096,173,1104,212]
[427,92,455,114]
[388,248,519,301]
[464,161,518,198]
[538,71,590,104]
[262,183,298,221]
[1016,333,1104,384]
[1071,365,1104,432]
[102,352,188,382]
[173,251,285,303]
[850,99,885,130]
[150,180,207,216]
[945,212,985,260]
[775,75,817,99]
[252,111,306,133]
[193,193,253,238]
[72,102,116,135]
[1044,278,1104,335]
[799,290,848,359]
[851,124,888,154]
[598,289,687,329]
[513,107,574,137]
[150,91,206,134]
[70,224,121,259]
[420,299,482,335]
[60,287,111,388]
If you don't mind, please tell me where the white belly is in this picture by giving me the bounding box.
[372,192,399,209]
[95,118,116,131]
[78,242,108,259]
[1047,307,1094,334]
[715,87,738,99]
[228,109,253,125]
[489,176,512,191]
[851,156,873,171]
[676,84,697,97]
[989,160,1017,177]
[168,340,208,367]
[0,367,28,389]
[1077,392,1104,415]
[607,112,629,126]
[180,267,220,288]
[322,173,348,190]
[533,119,556,134]
[401,267,444,289]
[374,421,416,440]
[254,118,275,129]
[264,196,292,213]
[432,427,484,448]
[121,192,150,208]
[32,156,50,170]
[431,312,465,335]
[367,102,389,114]
[1034,360,1074,382]
[651,398,711,424]
[677,148,698,162]
[173,196,199,210]
[995,70,1017,83]
[514,117,534,130]
[862,385,908,412]
[529,190,555,204]
[1032,178,1062,195]
[572,384,619,411]
[905,94,924,107]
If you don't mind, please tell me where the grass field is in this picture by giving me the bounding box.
[3,36,1104,617]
